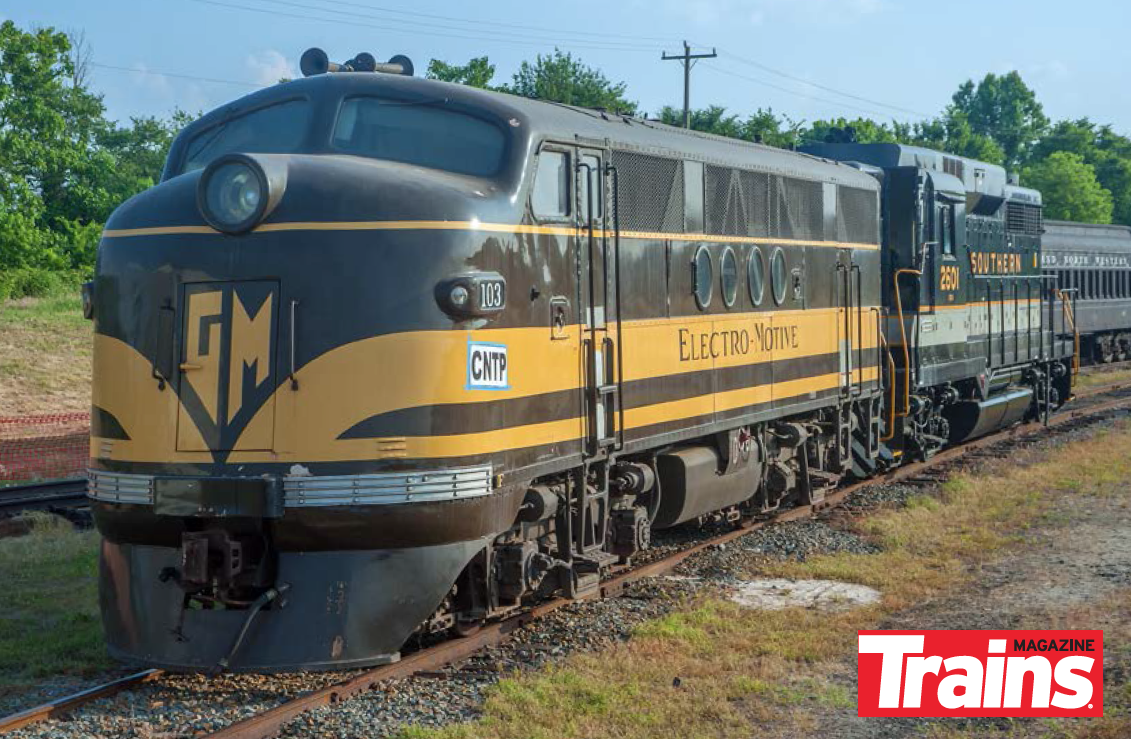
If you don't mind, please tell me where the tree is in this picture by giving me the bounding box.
[950,72,1048,169]
[742,108,802,148]
[0,20,187,270]
[658,105,743,137]
[1031,119,1131,226]
[1022,152,1113,224]
[503,50,637,115]
[655,105,800,148]
[806,117,900,145]
[0,20,106,268]
[426,56,496,89]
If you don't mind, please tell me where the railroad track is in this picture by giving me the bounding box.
[0,478,87,517]
[4,379,1131,738]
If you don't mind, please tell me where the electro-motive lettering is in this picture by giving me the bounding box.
[678,323,800,362]
[467,341,509,390]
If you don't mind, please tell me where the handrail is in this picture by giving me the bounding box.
[1055,288,1080,384]
[879,327,898,442]
[893,268,922,418]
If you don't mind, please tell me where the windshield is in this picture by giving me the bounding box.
[332,97,506,176]
[180,99,311,174]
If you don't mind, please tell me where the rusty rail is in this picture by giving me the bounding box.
[0,670,163,734]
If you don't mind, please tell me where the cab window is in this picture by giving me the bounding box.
[939,204,955,256]
[180,99,311,174]
[532,150,570,220]
[333,97,505,176]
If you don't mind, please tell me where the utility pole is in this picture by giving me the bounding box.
[662,40,717,129]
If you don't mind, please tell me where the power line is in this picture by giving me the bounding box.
[246,0,663,50]
[714,48,932,119]
[90,61,263,89]
[258,0,679,44]
[187,0,666,54]
[702,65,909,121]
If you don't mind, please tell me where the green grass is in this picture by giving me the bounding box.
[0,514,108,694]
[409,421,1131,739]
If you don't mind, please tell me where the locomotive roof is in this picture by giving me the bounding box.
[798,142,1040,204]
[167,72,878,191]
[1043,219,1131,253]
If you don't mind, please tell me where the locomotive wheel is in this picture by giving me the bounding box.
[451,617,482,638]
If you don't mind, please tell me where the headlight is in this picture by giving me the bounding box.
[197,154,284,234]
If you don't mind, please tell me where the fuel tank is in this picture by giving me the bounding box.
[652,445,761,529]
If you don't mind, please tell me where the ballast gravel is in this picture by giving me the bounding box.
[7,413,1128,738]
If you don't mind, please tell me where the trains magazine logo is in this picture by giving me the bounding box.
[858,630,1103,717]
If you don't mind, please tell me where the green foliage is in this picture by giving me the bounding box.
[950,71,1049,169]
[658,105,801,148]
[503,49,637,115]
[807,117,901,145]
[1031,119,1131,225]
[426,56,496,89]
[1022,152,1114,224]
[0,20,183,272]
[0,267,87,301]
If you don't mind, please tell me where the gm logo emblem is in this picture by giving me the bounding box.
[178,281,278,453]
[467,340,509,390]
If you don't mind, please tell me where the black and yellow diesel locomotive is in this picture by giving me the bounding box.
[87,51,1072,672]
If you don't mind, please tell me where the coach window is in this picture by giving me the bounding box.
[693,246,714,310]
[532,150,570,220]
[771,248,788,306]
[720,247,739,308]
[748,246,765,306]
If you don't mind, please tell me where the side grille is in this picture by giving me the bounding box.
[611,151,685,233]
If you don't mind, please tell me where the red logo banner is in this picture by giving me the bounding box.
[858,630,1103,717]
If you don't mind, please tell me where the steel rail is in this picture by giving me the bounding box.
[0,478,87,516]
[0,670,163,734]
[5,380,1131,738]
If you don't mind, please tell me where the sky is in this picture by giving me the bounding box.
[5,0,1131,134]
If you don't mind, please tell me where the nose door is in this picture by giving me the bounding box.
[176,281,279,452]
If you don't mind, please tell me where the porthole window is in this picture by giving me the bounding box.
[693,246,713,309]
[748,246,765,306]
[720,247,738,308]
[771,248,788,305]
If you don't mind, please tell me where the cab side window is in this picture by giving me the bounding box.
[532,150,570,220]
[939,204,954,256]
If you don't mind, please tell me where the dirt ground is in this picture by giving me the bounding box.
[0,294,91,417]
[806,464,1131,737]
